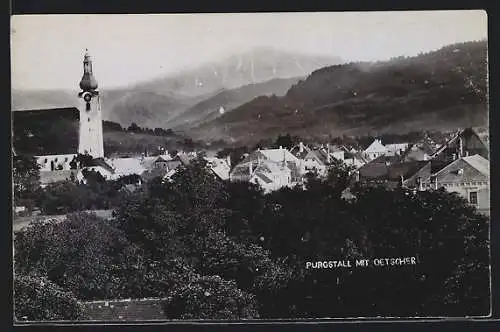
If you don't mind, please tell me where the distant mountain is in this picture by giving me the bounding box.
[167,77,304,130]
[130,47,342,98]
[192,40,488,145]
[12,47,341,130]
[11,89,79,111]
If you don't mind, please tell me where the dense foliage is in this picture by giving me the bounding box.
[12,155,41,212]
[14,156,490,320]
[14,272,85,321]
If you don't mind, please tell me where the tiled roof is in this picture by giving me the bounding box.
[254,172,273,184]
[364,140,386,153]
[289,144,311,159]
[359,160,428,181]
[463,154,489,177]
[90,158,115,174]
[12,108,80,156]
[386,161,429,181]
[107,157,146,177]
[258,148,299,163]
[81,298,167,321]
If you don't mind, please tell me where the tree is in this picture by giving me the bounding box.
[14,212,186,301]
[127,122,142,133]
[274,133,294,149]
[14,272,85,321]
[13,155,40,203]
[163,275,259,320]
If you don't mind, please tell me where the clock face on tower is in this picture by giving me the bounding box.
[83,92,92,103]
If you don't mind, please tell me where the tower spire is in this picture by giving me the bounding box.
[79,48,98,91]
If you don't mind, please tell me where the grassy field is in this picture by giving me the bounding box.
[13,209,115,233]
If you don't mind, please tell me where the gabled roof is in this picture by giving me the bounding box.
[462,154,489,177]
[359,160,429,181]
[90,158,115,174]
[289,144,311,159]
[258,148,299,163]
[12,108,80,156]
[106,157,146,176]
[364,139,386,153]
[432,154,489,182]
[304,149,329,165]
[386,161,429,181]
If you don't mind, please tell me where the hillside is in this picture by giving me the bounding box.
[167,77,303,130]
[192,40,488,144]
[12,47,341,130]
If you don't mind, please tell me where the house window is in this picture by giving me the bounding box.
[65,157,68,162]
[54,158,58,162]
[469,191,478,205]
[44,158,48,163]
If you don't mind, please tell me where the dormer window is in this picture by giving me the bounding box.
[457,168,464,175]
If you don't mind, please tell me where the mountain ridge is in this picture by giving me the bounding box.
[191,40,488,144]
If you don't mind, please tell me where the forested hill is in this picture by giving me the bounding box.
[192,40,488,144]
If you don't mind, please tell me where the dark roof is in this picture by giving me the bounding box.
[89,158,115,174]
[255,172,273,184]
[430,159,451,174]
[360,160,428,181]
[81,298,167,321]
[386,161,429,181]
[12,108,80,156]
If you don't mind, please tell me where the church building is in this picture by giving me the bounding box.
[12,50,106,186]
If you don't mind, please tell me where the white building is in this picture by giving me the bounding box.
[363,139,387,161]
[426,154,490,214]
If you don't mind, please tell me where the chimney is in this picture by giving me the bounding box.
[327,144,331,163]
[299,142,304,153]
[400,175,404,187]
[355,170,360,182]
[279,146,283,150]
[248,162,253,176]
[465,150,469,157]
[226,155,231,168]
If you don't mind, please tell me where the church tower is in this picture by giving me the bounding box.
[78,49,104,158]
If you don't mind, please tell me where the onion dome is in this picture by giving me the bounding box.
[79,49,98,91]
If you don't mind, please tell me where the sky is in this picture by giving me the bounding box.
[11,10,487,90]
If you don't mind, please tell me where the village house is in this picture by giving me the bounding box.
[384,143,410,156]
[431,127,489,163]
[343,151,368,170]
[424,154,490,214]
[401,141,436,162]
[290,142,345,177]
[229,147,299,192]
[12,107,81,188]
[356,153,432,190]
[363,138,387,161]
[204,156,231,181]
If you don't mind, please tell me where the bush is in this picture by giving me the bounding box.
[163,275,259,320]
[14,273,85,321]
